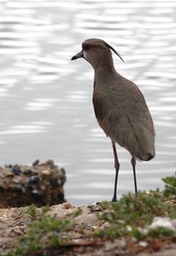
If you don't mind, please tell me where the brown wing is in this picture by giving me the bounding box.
[93,78,155,160]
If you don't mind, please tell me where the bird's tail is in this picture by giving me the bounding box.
[125,126,155,161]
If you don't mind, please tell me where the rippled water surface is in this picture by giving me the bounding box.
[0,0,176,205]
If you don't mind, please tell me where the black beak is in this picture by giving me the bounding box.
[71,50,83,60]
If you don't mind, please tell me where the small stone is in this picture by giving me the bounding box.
[61,168,66,175]
[63,202,73,209]
[32,189,39,194]
[12,176,22,183]
[23,169,33,175]
[50,177,60,188]
[149,217,176,232]
[10,184,23,192]
[29,175,39,185]
[5,172,14,177]
[32,159,40,166]
[5,164,12,168]
[139,241,148,247]
[12,165,21,175]
[41,170,50,176]
[45,159,54,166]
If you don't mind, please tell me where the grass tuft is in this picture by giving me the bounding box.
[6,205,81,256]
[94,176,176,240]
[162,175,176,198]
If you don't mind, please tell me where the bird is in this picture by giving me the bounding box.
[71,38,155,202]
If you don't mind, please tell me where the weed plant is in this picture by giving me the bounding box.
[6,205,81,256]
[94,175,176,239]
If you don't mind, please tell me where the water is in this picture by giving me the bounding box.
[0,0,176,205]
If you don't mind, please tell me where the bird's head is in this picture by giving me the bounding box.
[71,38,123,70]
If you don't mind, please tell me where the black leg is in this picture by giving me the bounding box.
[111,141,120,202]
[131,156,138,194]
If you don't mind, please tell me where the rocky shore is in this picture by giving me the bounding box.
[0,160,66,208]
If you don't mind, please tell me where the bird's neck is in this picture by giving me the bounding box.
[94,64,117,82]
[90,53,115,73]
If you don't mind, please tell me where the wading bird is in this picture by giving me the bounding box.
[71,38,155,201]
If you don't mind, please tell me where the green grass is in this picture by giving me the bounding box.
[94,175,176,240]
[94,190,176,239]
[162,175,176,198]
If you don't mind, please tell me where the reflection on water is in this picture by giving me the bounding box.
[0,0,176,205]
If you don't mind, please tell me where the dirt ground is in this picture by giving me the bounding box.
[0,202,176,256]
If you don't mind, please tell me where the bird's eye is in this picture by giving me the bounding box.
[83,45,91,51]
